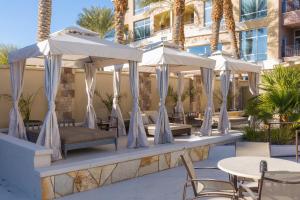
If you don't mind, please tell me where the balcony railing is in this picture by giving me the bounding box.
[283,44,300,57]
[282,0,300,13]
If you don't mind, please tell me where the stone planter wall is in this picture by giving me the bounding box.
[41,145,209,200]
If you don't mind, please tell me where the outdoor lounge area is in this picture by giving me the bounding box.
[1,25,300,200]
[2,0,300,199]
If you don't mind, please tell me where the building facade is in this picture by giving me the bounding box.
[124,0,300,67]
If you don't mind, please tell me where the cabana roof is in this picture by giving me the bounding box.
[9,26,143,68]
[209,52,262,73]
[139,42,215,72]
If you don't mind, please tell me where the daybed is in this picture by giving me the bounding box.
[26,120,118,157]
[142,111,192,136]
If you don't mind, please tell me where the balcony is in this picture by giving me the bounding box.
[282,44,300,61]
[283,0,300,27]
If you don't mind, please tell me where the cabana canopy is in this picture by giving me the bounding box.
[9,26,142,66]
[139,42,215,72]
[209,52,262,73]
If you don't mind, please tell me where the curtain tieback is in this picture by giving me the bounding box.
[13,101,19,109]
[49,102,56,111]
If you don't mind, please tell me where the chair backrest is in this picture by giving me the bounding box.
[259,171,300,200]
[180,153,198,197]
[236,142,271,157]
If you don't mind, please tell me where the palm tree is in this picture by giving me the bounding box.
[246,66,300,123]
[37,0,52,42]
[210,0,239,58]
[114,0,128,44]
[174,0,185,50]
[223,0,239,58]
[210,0,223,53]
[77,7,114,39]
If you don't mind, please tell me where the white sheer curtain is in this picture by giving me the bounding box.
[8,60,27,140]
[248,72,259,96]
[37,55,62,161]
[174,73,185,123]
[127,61,149,148]
[110,65,126,136]
[248,72,259,127]
[218,70,231,134]
[200,68,214,136]
[154,64,173,144]
[84,63,97,129]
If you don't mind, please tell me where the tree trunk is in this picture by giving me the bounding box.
[178,0,185,50]
[173,0,185,49]
[210,0,223,53]
[223,0,239,58]
[114,0,128,44]
[37,0,52,42]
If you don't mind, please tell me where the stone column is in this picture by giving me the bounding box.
[55,68,75,121]
[139,72,151,111]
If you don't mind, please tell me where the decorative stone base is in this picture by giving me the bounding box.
[41,145,209,199]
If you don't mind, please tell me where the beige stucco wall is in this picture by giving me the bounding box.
[0,67,192,128]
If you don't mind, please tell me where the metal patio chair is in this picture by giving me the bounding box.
[180,153,237,200]
[235,142,271,157]
[240,171,300,200]
[235,142,271,196]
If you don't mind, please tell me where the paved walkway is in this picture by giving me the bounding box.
[60,146,235,200]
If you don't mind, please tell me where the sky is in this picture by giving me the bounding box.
[0,0,113,47]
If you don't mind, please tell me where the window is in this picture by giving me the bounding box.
[204,0,212,26]
[187,44,222,56]
[241,0,267,21]
[134,0,149,15]
[134,18,150,41]
[240,28,268,61]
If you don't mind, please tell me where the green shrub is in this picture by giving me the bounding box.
[243,127,296,145]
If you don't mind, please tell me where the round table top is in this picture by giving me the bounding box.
[218,156,300,180]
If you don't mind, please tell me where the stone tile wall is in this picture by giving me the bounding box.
[56,68,75,121]
[41,145,209,200]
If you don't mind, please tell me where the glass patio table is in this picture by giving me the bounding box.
[218,156,300,189]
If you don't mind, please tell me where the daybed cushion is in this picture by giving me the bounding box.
[60,127,116,144]
[145,123,192,131]
[144,111,159,124]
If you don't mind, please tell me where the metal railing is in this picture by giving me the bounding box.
[283,44,300,57]
[282,0,300,13]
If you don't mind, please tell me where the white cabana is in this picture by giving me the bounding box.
[139,42,216,143]
[209,52,262,134]
[8,26,146,160]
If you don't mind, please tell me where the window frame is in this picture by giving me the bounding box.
[133,18,151,41]
[240,0,267,21]
[240,28,268,62]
